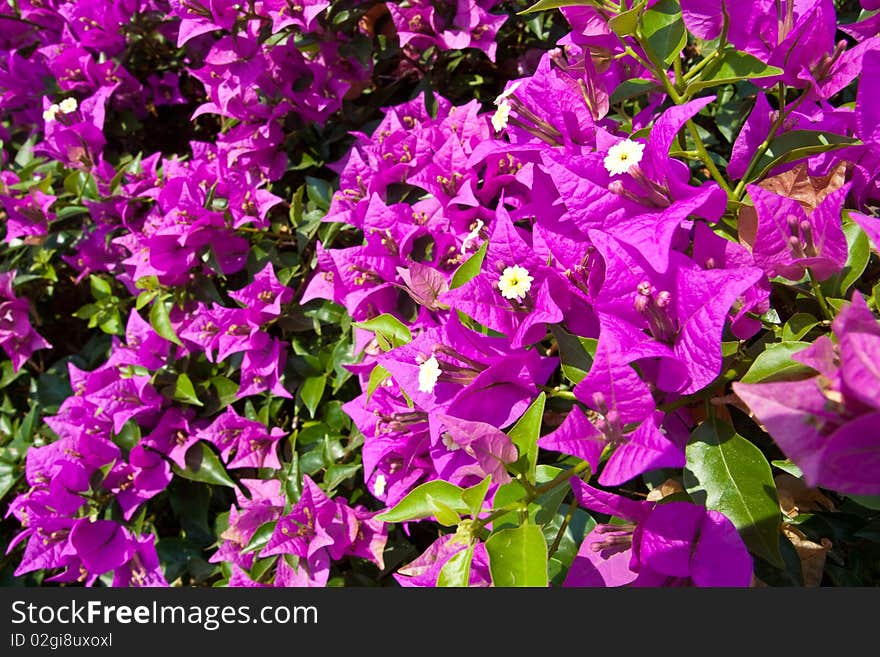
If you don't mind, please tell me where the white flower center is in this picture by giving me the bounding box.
[460,219,485,255]
[492,100,512,132]
[59,98,78,114]
[373,474,387,497]
[442,433,460,451]
[603,139,645,176]
[417,355,441,393]
[42,103,60,122]
[498,265,534,301]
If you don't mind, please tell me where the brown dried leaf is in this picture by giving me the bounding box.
[775,473,836,518]
[757,161,848,214]
[784,526,832,587]
[646,478,684,502]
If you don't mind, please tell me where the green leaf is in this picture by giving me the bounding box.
[427,495,461,526]
[437,543,474,587]
[684,419,783,567]
[771,459,803,479]
[323,463,362,491]
[173,441,237,489]
[241,521,277,554]
[353,314,412,351]
[210,376,239,409]
[451,240,488,289]
[610,78,659,105]
[89,275,112,299]
[517,0,595,15]
[507,393,546,484]
[299,375,326,418]
[848,495,880,511]
[608,1,646,36]
[173,373,204,407]
[365,364,391,403]
[485,523,549,587]
[640,0,686,66]
[740,341,812,383]
[462,476,492,517]
[749,131,858,183]
[685,51,784,95]
[0,457,21,501]
[149,300,182,346]
[781,314,819,342]
[375,480,469,523]
[551,325,594,384]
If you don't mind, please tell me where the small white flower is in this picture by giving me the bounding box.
[460,219,485,255]
[441,433,460,451]
[603,138,645,176]
[491,100,512,132]
[42,103,60,122]
[497,264,534,301]
[373,474,387,497]
[417,355,442,393]
[493,79,523,106]
[59,98,78,114]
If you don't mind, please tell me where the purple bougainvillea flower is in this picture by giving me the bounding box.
[394,533,492,587]
[428,414,518,487]
[112,534,168,587]
[344,381,434,506]
[564,480,752,587]
[589,230,763,394]
[228,262,293,324]
[196,406,286,470]
[376,313,556,428]
[747,183,849,281]
[734,293,880,495]
[260,475,386,587]
[68,519,134,576]
[540,326,684,486]
[0,270,52,371]
[441,202,567,347]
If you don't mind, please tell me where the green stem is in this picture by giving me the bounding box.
[547,500,577,560]
[808,268,834,320]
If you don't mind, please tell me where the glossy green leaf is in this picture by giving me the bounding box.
[353,314,412,351]
[608,1,645,36]
[0,456,20,501]
[451,240,488,289]
[149,299,183,346]
[685,51,784,95]
[485,523,549,587]
[174,441,237,489]
[781,314,819,342]
[427,495,461,526]
[365,364,391,402]
[641,0,686,66]
[323,463,362,491]
[750,131,858,182]
[89,274,112,299]
[740,341,812,383]
[376,480,469,523]
[771,459,803,478]
[507,392,546,484]
[299,375,326,418]
[462,476,492,517]
[684,419,783,567]
[173,373,203,407]
[437,543,474,587]
[551,325,594,384]
[610,78,659,104]
[241,521,277,554]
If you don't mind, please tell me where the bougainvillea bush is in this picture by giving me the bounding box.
[1,0,879,588]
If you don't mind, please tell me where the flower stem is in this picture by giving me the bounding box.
[808,268,834,320]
